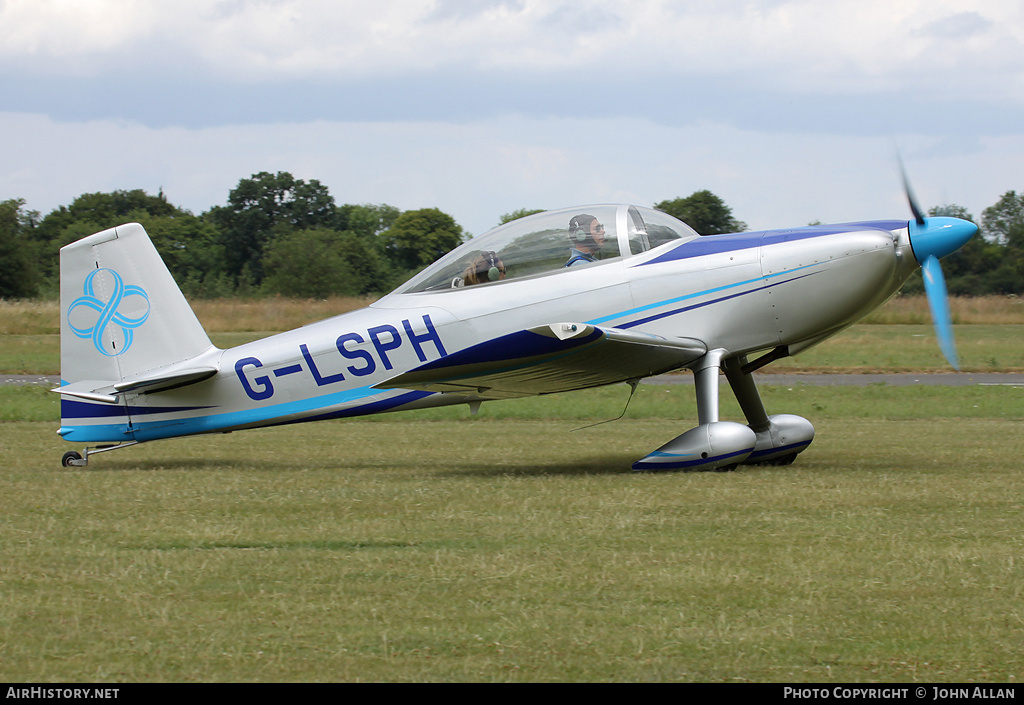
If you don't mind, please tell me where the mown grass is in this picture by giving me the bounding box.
[4,293,1023,681]
[768,324,1024,373]
[863,295,1024,325]
[2,383,1024,682]
[0,297,375,336]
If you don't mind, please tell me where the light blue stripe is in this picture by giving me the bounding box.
[588,264,820,327]
[62,384,403,443]
[146,383,383,436]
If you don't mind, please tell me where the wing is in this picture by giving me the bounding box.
[373,323,706,398]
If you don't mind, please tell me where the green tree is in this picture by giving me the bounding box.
[206,172,336,285]
[336,203,401,240]
[337,231,392,295]
[34,189,198,287]
[262,229,355,299]
[981,191,1024,247]
[34,189,178,248]
[130,212,222,296]
[979,192,1024,295]
[381,208,464,272]
[499,208,545,225]
[0,199,41,298]
[654,190,746,234]
[333,203,406,294]
[261,228,391,298]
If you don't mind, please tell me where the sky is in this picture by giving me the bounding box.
[2,0,1022,236]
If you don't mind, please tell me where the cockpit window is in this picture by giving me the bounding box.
[628,206,649,255]
[396,204,697,294]
[636,207,701,250]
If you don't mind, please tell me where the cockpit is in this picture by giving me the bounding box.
[396,204,699,294]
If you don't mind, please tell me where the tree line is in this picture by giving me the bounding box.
[1,172,470,300]
[1,172,1021,300]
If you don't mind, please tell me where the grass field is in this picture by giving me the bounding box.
[3,294,1023,681]
[2,382,1023,682]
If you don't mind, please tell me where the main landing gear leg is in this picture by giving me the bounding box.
[61,442,138,468]
[633,349,756,472]
[722,356,814,466]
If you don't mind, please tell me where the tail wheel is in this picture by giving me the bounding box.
[61,451,83,467]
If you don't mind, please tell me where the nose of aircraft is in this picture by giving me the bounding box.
[908,216,978,263]
[905,215,978,372]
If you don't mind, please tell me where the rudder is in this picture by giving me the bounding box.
[59,223,215,388]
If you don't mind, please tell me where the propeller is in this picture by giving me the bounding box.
[900,160,978,370]
[900,157,927,227]
[921,255,957,369]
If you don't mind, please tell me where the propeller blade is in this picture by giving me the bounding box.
[899,156,926,226]
[899,155,974,371]
[921,255,959,370]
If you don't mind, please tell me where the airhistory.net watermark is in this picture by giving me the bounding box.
[6,689,119,700]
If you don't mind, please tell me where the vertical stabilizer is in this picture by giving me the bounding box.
[60,223,215,387]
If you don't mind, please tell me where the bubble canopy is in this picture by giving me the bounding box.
[395,205,699,294]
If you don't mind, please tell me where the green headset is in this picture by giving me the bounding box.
[569,214,598,247]
[476,250,505,282]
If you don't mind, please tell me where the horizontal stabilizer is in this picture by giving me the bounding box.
[114,363,219,394]
[54,357,220,401]
[375,322,706,397]
[53,380,121,405]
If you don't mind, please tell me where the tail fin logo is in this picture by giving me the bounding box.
[68,268,151,356]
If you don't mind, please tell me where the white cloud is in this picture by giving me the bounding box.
[0,0,157,67]
[3,110,1019,237]
[1,0,1020,240]
[916,10,994,39]
[3,0,1021,102]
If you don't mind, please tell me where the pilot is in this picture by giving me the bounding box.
[564,214,606,267]
[460,250,506,285]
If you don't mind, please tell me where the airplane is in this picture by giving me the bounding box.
[54,186,977,471]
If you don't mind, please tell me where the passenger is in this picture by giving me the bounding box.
[564,214,606,267]
[460,250,506,285]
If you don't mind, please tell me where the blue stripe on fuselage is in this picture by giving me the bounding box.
[588,264,820,328]
[387,326,605,382]
[59,385,436,443]
[639,221,906,267]
[619,271,817,329]
[588,220,904,329]
[60,398,215,419]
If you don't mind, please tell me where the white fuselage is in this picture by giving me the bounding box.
[59,219,916,444]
